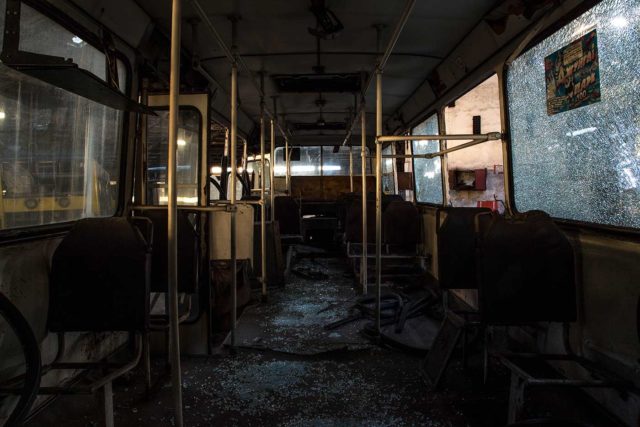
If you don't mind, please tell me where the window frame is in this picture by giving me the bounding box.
[0,0,133,243]
[502,0,640,237]
[145,105,203,206]
[411,109,446,207]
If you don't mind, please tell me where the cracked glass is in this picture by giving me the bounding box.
[412,114,443,204]
[507,0,640,229]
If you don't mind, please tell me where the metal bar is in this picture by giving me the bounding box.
[378,0,417,70]
[190,0,290,140]
[190,0,234,62]
[375,70,382,334]
[377,132,501,142]
[349,145,354,192]
[133,203,261,212]
[270,119,275,218]
[285,138,290,194]
[360,109,368,295]
[167,0,183,424]
[103,382,114,427]
[341,0,416,146]
[230,63,238,347]
[260,103,267,300]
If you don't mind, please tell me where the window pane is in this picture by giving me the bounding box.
[0,65,122,230]
[274,146,321,176]
[321,146,366,176]
[146,110,201,205]
[382,145,395,193]
[19,4,106,80]
[507,0,640,228]
[412,114,443,204]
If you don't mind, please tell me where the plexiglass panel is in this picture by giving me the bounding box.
[146,110,201,205]
[412,114,443,204]
[507,0,640,228]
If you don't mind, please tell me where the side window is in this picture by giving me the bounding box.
[146,109,201,205]
[412,113,443,204]
[444,75,504,209]
[382,145,396,194]
[0,4,125,231]
[18,3,106,79]
[507,0,639,229]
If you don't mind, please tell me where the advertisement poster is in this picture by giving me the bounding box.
[544,29,601,115]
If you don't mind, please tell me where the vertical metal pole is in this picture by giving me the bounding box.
[230,63,238,347]
[375,70,383,334]
[349,145,354,192]
[260,103,267,300]
[360,109,368,295]
[167,0,183,424]
[270,119,275,219]
[285,138,290,194]
[103,382,114,427]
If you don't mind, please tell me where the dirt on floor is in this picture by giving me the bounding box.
[25,257,623,427]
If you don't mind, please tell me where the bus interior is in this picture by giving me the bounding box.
[0,0,639,426]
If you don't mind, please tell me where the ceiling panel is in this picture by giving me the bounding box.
[135,0,499,138]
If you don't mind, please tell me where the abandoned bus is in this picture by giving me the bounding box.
[0,0,639,425]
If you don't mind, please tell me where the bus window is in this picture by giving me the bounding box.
[18,3,106,80]
[246,157,270,192]
[444,75,504,209]
[146,109,200,205]
[0,66,123,230]
[382,145,396,194]
[507,0,639,229]
[412,113,443,204]
[321,146,370,176]
[274,146,321,176]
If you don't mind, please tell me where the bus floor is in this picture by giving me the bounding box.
[26,257,622,427]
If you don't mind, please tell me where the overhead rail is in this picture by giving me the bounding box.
[190,0,291,141]
[341,0,417,147]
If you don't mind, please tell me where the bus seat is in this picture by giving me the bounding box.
[336,192,359,232]
[48,217,151,332]
[476,210,577,323]
[382,194,404,211]
[141,210,199,294]
[345,199,375,244]
[382,201,420,251]
[437,207,492,290]
[274,195,301,236]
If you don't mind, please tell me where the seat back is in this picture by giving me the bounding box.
[382,194,404,211]
[345,199,375,244]
[142,210,199,293]
[476,210,577,323]
[336,192,359,232]
[382,200,420,250]
[48,217,151,332]
[437,207,491,289]
[274,196,300,236]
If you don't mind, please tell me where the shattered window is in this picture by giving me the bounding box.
[507,0,640,229]
[412,114,443,204]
